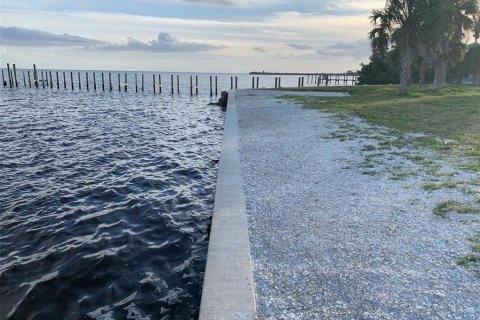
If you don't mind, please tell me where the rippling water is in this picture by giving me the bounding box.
[0,82,225,320]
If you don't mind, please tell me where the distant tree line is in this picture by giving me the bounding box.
[358,0,480,92]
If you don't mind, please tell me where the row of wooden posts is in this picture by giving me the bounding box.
[2,63,358,96]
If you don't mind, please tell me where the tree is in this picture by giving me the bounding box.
[358,51,400,85]
[369,0,422,94]
[461,44,480,83]
[473,15,480,42]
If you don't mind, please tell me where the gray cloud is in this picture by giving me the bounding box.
[316,39,370,59]
[254,46,268,53]
[98,33,224,53]
[287,43,315,50]
[181,0,236,6]
[0,26,103,47]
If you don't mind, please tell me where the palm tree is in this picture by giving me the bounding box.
[473,15,480,42]
[369,0,422,94]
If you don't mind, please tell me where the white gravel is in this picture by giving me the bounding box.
[236,90,480,320]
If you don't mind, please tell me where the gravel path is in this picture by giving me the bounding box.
[236,90,480,320]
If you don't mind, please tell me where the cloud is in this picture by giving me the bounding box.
[181,0,283,7]
[287,44,314,50]
[98,32,224,52]
[0,26,103,47]
[254,46,268,53]
[316,39,370,59]
[182,0,235,5]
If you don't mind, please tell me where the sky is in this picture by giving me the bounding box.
[0,0,386,73]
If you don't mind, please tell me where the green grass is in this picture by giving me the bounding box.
[281,84,480,171]
[433,200,479,218]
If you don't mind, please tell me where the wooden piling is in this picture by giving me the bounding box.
[275,77,278,88]
[1,69,4,86]
[41,71,45,89]
[230,77,233,90]
[298,77,301,87]
[48,71,52,89]
[251,77,254,89]
[109,73,112,91]
[86,72,89,91]
[153,74,156,94]
[63,72,66,89]
[301,77,304,87]
[135,74,138,92]
[211,76,213,96]
[256,77,259,89]
[7,63,12,88]
[171,74,174,94]
[159,75,162,93]
[101,73,105,91]
[70,72,74,90]
[33,64,39,88]
[124,73,127,91]
[23,71,26,87]
[190,75,193,95]
[215,76,218,96]
[78,72,81,90]
[195,75,198,95]
[278,77,281,88]
[235,76,238,89]
[56,71,59,90]
[141,74,144,92]
[177,75,180,94]
[118,74,121,91]
[13,64,18,87]
[93,72,97,91]
[325,74,329,86]
[28,71,31,88]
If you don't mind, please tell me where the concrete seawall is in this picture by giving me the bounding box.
[199,91,256,320]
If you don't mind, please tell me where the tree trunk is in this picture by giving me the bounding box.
[399,44,413,94]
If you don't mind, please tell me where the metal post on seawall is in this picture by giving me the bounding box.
[28,71,31,88]
[159,75,162,93]
[235,76,238,89]
[215,76,218,96]
[135,74,138,93]
[49,71,53,89]
[124,73,127,92]
[210,76,213,97]
[70,72,74,90]
[23,71,26,87]
[93,72,97,91]
[171,74,174,94]
[109,73,112,91]
[56,72,59,90]
[33,64,39,88]
[190,75,193,96]
[13,64,18,87]
[153,74,156,94]
[86,72,89,91]
[195,75,198,95]
[177,75,180,94]
[7,63,12,88]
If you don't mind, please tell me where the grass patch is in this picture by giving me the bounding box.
[433,200,479,217]
[281,84,480,171]
[422,181,458,191]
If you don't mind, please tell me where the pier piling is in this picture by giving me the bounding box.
[177,75,180,94]
[210,76,213,96]
[13,64,18,87]
[215,76,218,96]
[86,73,89,91]
[23,71,26,87]
[135,74,138,92]
[7,63,12,88]
[190,76,193,96]
[41,71,45,89]
[49,71,53,89]
[63,72,66,89]
[196,75,198,95]
[70,72,74,90]
[56,71,59,90]
[235,76,238,89]
[124,73,127,91]
[153,74,156,94]
[109,73,112,91]
[171,75,174,94]
[141,74,144,92]
[256,77,259,89]
[33,64,38,88]
[159,75,162,93]
[28,71,31,88]
[78,72,81,90]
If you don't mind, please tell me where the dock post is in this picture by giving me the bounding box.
[49,71,53,89]
[71,72,74,90]
[56,71,59,90]
[301,77,304,87]
[325,74,329,86]
[93,72,96,91]
[86,72,89,91]
[33,64,38,88]
[256,77,259,89]
[118,74,121,91]
[28,71,31,88]
[135,74,138,92]
[230,77,233,90]
[153,74,156,94]
[195,75,198,95]
[215,76,218,96]
[252,77,255,89]
[101,73,104,91]
[141,74,144,92]
[275,77,278,88]
[235,76,238,89]
[13,64,18,87]
[159,74,162,93]
[177,75,180,94]
[78,72,81,90]
[298,77,301,87]
[171,74,174,94]
[109,73,112,91]
[7,63,12,88]
[1,69,4,86]
[279,77,281,87]
[23,71,26,87]
[63,72,66,89]
[41,71,45,89]
[124,73,127,91]
[190,76,193,95]
[210,76,213,96]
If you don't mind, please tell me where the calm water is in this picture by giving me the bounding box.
[0,71,327,320]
